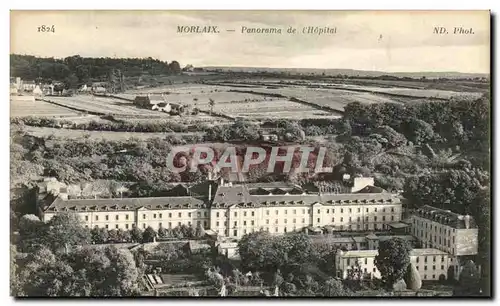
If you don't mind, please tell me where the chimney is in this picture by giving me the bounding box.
[464,215,471,229]
[208,184,212,202]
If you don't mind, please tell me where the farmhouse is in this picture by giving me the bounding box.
[134,94,167,107]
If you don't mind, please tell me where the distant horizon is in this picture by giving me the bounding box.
[11,11,490,74]
[10,53,490,76]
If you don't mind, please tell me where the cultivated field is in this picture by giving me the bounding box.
[10,99,82,118]
[22,126,200,141]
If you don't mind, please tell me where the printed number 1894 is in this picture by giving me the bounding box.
[38,25,55,33]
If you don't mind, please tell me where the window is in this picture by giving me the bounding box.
[424,275,427,280]
[188,212,192,217]
[159,213,162,218]
[293,219,296,224]
[125,224,129,229]
[96,216,99,221]
[327,209,330,213]
[251,221,254,226]
[391,207,395,212]
[244,211,247,217]
[365,258,368,264]
[349,208,352,213]
[216,221,219,226]
[332,217,335,222]
[126,214,129,220]
[366,208,369,213]
[341,208,344,213]
[266,219,269,224]
[332,209,335,214]
[383,208,386,213]
[85,216,89,221]
[433,265,436,270]
[197,221,201,226]
[391,216,394,221]
[285,210,288,215]
[234,221,237,227]
[341,217,343,222]
[433,256,436,262]
[374,216,377,222]
[373,268,376,273]
[234,212,237,217]
[244,229,247,234]
[266,210,270,215]
[382,216,386,221]
[349,217,352,222]
[168,222,172,228]
[142,223,146,229]
[303,209,306,214]
[85,225,89,228]
[358,208,360,213]
[251,211,255,217]
[178,222,181,226]
[275,228,279,233]
[106,215,109,221]
[197,212,201,217]
[224,212,227,217]
[115,224,119,229]
[275,220,278,224]
[416,257,420,263]
[178,213,181,218]
[243,221,247,226]
[317,209,320,214]
[153,214,157,219]
[357,217,360,222]
[285,219,288,224]
[374,208,377,212]
[302,218,305,223]
[441,257,445,262]
[441,265,444,270]
[293,210,297,214]
[317,218,320,223]
[424,266,427,271]
[216,212,220,217]
[433,275,436,279]
[169,213,172,218]
[159,222,162,228]
[233,230,238,237]
[224,221,227,226]
[284,227,287,233]
[416,266,419,270]
[275,210,279,215]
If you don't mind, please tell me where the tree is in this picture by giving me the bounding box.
[374,238,412,290]
[169,61,181,74]
[455,260,481,296]
[108,229,119,242]
[404,262,422,291]
[130,227,143,243]
[208,98,215,116]
[195,223,205,238]
[18,214,46,252]
[142,226,157,243]
[91,227,109,244]
[158,226,168,238]
[321,277,351,297]
[45,213,91,254]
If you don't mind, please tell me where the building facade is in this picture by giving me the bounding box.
[39,178,402,239]
[336,248,450,281]
[409,205,479,280]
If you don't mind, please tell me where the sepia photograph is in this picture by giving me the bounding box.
[9,10,491,298]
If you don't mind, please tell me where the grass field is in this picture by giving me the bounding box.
[10,99,82,118]
[22,125,201,140]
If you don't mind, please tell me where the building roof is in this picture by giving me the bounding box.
[387,222,410,229]
[211,184,400,208]
[415,205,477,229]
[43,181,402,212]
[339,248,448,258]
[43,196,207,213]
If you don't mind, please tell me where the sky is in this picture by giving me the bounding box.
[10,10,490,73]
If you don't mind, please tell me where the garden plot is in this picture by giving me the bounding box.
[10,99,81,118]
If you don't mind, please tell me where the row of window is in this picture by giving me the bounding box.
[84,211,210,221]
[220,207,398,218]
[416,256,446,263]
